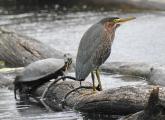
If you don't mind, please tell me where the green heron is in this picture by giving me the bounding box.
[76,17,136,91]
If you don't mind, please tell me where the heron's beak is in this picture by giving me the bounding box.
[114,17,136,24]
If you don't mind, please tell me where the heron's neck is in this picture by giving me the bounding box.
[103,26,116,46]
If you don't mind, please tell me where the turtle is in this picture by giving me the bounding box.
[14,53,73,102]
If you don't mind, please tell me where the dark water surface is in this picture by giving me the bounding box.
[0,9,164,119]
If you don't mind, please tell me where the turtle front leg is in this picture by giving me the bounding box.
[62,71,66,81]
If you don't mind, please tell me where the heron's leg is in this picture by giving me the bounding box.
[96,69,103,91]
[91,71,96,91]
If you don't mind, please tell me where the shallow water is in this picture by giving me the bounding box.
[0,9,164,119]
[0,88,82,120]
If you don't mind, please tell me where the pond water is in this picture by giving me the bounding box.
[1,10,165,65]
[0,8,164,120]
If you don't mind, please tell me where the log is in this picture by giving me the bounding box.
[119,88,165,120]
[100,62,154,78]
[0,27,64,67]
[33,79,165,115]
[101,62,165,86]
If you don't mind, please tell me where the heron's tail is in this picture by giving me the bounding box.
[75,61,92,81]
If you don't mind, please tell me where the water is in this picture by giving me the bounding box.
[0,88,82,120]
[0,8,164,119]
[1,11,165,64]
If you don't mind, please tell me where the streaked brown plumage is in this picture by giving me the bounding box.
[76,17,135,91]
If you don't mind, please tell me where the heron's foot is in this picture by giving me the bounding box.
[79,88,97,96]
[95,69,103,91]
[96,84,103,91]
[79,91,97,96]
[61,86,92,106]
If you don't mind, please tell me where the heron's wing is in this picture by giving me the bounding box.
[76,23,104,80]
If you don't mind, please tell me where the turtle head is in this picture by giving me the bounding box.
[64,53,72,71]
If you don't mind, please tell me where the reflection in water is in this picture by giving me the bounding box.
[0,88,83,120]
[82,112,123,120]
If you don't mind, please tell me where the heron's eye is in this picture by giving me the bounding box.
[113,19,120,23]
[105,22,115,31]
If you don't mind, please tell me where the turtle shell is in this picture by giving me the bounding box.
[17,58,65,82]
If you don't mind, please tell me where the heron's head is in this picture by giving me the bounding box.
[64,53,72,70]
[100,17,136,31]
